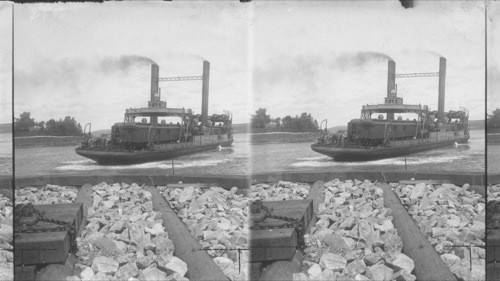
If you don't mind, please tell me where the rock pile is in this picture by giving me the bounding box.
[393,182,485,281]
[250,179,415,281]
[301,179,415,281]
[488,184,500,202]
[159,185,248,281]
[249,181,310,200]
[66,182,190,281]
[488,184,500,232]
[0,194,13,281]
[15,184,78,205]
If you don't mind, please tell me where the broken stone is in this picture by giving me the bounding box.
[164,256,188,276]
[319,253,346,272]
[144,223,164,236]
[115,262,139,280]
[390,253,414,273]
[307,263,322,279]
[79,267,94,281]
[138,267,167,281]
[91,256,119,274]
[293,272,310,281]
[368,264,393,281]
[343,259,367,277]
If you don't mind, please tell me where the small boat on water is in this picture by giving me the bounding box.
[76,61,233,165]
[311,57,470,161]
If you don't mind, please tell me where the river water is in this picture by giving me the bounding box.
[252,129,485,174]
[14,130,485,177]
[488,143,500,174]
[0,133,12,176]
[15,133,251,177]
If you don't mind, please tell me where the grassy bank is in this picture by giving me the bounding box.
[251,132,320,144]
[14,136,82,147]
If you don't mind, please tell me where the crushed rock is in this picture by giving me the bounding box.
[251,179,416,281]
[249,181,310,200]
[0,194,12,281]
[24,182,190,281]
[15,184,78,205]
[393,182,485,281]
[159,184,248,281]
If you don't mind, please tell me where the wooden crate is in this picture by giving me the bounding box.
[15,203,83,266]
[14,265,36,281]
[250,200,313,262]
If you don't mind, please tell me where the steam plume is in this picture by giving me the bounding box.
[334,51,393,70]
[99,55,157,74]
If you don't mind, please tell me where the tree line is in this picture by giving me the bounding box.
[14,112,83,136]
[489,108,500,129]
[250,108,320,132]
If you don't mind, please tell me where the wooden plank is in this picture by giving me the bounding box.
[74,184,93,218]
[144,186,229,281]
[15,231,69,266]
[378,183,457,281]
[166,183,218,189]
[305,181,325,231]
[259,250,302,281]
[74,184,93,236]
[251,228,297,262]
[15,265,37,281]
[306,181,325,214]
[398,179,451,185]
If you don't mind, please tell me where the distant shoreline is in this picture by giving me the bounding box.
[14,136,82,148]
[251,132,320,145]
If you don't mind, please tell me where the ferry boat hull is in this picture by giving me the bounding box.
[311,134,469,162]
[76,138,233,165]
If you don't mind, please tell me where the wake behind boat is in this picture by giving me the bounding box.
[76,61,233,165]
[312,57,470,161]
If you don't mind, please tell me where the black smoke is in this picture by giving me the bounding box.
[15,55,156,98]
[99,55,157,74]
[333,51,393,71]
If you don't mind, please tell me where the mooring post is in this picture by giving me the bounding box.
[404,157,407,171]
[172,160,175,175]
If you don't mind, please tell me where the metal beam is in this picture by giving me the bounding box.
[158,76,203,82]
[395,72,439,78]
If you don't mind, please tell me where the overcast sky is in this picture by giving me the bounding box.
[14,2,251,130]
[12,1,488,129]
[489,1,500,115]
[253,1,486,127]
[0,3,12,125]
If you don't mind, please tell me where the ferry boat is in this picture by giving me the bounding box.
[311,57,470,161]
[76,61,233,165]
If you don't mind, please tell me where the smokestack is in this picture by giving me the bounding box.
[151,63,159,102]
[387,60,396,97]
[387,60,396,120]
[438,57,446,122]
[201,61,210,126]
